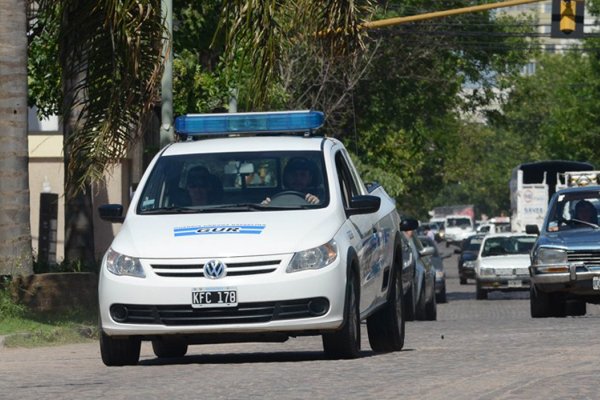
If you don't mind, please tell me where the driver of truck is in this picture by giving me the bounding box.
[574,200,598,225]
[262,157,320,205]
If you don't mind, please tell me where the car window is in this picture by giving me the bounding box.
[547,191,600,231]
[136,150,329,212]
[335,151,360,208]
[446,217,472,228]
[464,236,483,252]
[481,236,536,257]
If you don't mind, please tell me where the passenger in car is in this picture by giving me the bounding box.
[185,166,223,206]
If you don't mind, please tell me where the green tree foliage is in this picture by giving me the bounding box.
[493,51,600,168]
[349,1,537,218]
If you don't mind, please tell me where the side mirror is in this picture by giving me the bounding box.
[99,204,125,223]
[525,224,540,235]
[400,217,419,232]
[347,195,381,216]
[419,246,435,257]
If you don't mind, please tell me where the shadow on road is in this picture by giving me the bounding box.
[138,348,386,366]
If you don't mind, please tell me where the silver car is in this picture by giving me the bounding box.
[474,233,537,300]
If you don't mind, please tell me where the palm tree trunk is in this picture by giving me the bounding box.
[0,0,34,276]
[61,2,96,267]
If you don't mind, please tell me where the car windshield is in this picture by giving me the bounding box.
[136,150,329,214]
[546,191,600,231]
[481,236,536,257]
[464,236,483,252]
[447,218,471,228]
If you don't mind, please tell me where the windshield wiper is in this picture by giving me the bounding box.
[140,206,198,214]
[204,203,310,211]
[568,218,600,229]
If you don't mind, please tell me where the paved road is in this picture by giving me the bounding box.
[2,248,600,400]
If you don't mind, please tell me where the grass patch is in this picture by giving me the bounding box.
[0,287,98,348]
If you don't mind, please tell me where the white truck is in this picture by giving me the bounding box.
[509,161,594,232]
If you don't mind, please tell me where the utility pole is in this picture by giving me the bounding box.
[160,0,174,148]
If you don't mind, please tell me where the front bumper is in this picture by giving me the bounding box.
[530,264,600,295]
[477,275,530,290]
[99,254,347,336]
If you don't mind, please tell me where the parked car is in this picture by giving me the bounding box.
[402,229,437,320]
[97,111,410,365]
[474,233,537,300]
[455,234,486,284]
[419,235,449,303]
[527,186,600,317]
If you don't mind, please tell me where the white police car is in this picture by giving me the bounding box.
[98,111,413,365]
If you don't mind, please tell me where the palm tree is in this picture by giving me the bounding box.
[0,0,34,276]
[32,0,166,267]
[220,0,372,110]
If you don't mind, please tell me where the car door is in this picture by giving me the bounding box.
[334,151,382,313]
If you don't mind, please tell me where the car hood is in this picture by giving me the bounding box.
[108,209,342,259]
[537,229,600,250]
[480,254,531,269]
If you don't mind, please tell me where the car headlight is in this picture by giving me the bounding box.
[534,248,567,265]
[105,248,146,278]
[287,240,338,273]
[463,260,476,269]
[435,270,445,279]
[479,267,495,277]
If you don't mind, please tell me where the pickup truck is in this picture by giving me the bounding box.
[97,110,416,365]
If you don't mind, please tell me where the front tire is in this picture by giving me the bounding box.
[530,284,555,318]
[367,257,405,352]
[475,281,487,300]
[323,272,361,359]
[100,331,141,366]
[404,281,416,321]
[415,278,427,320]
[152,338,188,358]
[425,279,437,321]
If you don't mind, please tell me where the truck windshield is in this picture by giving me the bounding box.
[136,150,329,214]
[447,218,471,228]
[547,192,600,231]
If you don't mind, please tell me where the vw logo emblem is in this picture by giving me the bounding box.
[204,259,227,279]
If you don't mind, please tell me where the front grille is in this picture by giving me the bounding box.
[150,260,281,278]
[112,297,329,326]
[567,250,600,266]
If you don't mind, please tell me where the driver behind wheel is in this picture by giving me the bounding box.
[263,157,321,205]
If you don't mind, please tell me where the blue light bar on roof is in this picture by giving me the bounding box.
[174,110,324,136]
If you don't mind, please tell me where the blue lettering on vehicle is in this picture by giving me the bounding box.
[174,224,266,237]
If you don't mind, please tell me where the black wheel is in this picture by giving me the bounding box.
[566,299,586,316]
[425,279,437,321]
[100,330,141,366]
[530,284,553,318]
[436,285,447,304]
[415,279,427,320]
[367,254,405,352]
[152,338,188,358]
[404,281,416,321]
[323,273,361,359]
[475,281,487,300]
[459,276,467,285]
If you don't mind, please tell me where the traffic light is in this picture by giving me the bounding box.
[560,0,575,34]
[551,0,584,39]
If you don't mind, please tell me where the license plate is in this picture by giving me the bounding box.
[593,277,600,291]
[192,288,237,308]
[508,280,522,288]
